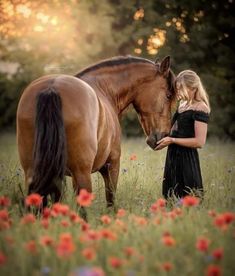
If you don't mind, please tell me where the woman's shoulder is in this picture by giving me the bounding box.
[193,101,210,114]
[192,102,210,123]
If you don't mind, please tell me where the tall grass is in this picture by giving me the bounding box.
[0,133,234,276]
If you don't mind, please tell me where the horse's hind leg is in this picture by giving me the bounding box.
[17,121,34,193]
[99,151,120,207]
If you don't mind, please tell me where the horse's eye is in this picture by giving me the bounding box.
[166,93,171,99]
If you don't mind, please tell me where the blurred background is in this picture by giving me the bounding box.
[0,0,234,139]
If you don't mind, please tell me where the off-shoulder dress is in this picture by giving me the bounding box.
[162,110,209,199]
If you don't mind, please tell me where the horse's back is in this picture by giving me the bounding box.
[17,74,99,123]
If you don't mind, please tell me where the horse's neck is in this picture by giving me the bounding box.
[80,64,153,114]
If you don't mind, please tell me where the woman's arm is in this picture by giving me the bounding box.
[155,121,208,150]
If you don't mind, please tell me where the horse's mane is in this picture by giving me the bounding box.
[75,55,176,101]
[75,56,154,78]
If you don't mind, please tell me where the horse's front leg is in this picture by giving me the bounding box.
[99,152,120,207]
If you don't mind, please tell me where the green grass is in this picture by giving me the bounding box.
[0,132,234,276]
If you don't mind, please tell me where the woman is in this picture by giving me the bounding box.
[155,70,210,199]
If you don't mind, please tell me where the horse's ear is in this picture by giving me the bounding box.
[155,58,160,64]
[159,56,170,76]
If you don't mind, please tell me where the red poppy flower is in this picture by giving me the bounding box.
[162,235,176,247]
[25,193,43,207]
[182,196,200,207]
[56,233,75,258]
[100,229,117,241]
[116,209,126,218]
[21,214,36,224]
[82,247,96,260]
[124,247,136,257]
[162,262,173,271]
[196,237,210,252]
[25,240,37,254]
[52,203,70,216]
[42,207,51,219]
[41,218,49,229]
[76,189,95,207]
[0,209,9,221]
[0,252,7,266]
[212,248,224,260]
[109,257,123,268]
[40,235,54,247]
[206,264,222,276]
[0,196,11,208]
[130,154,137,161]
[101,215,112,224]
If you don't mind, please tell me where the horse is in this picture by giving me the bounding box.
[16,55,175,207]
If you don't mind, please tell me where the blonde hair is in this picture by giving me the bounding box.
[176,70,210,112]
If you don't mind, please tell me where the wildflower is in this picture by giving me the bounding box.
[41,266,51,275]
[41,218,49,229]
[161,262,173,271]
[213,212,235,230]
[156,198,166,208]
[0,209,9,221]
[116,208,126,218]
[51,203,70,216]
[150,198,166,213]
[0,196,10,208]
[42,207,51,219]
[222,212,235,224]
[206,264,222,276]
[115,219,127,231]
[208,210,216,217]
[70,211,82,223]
[162,235,176,247]
[109,257,123,268]
[100,229,117,241]
[86,229,101,241]
[82,247,96,260]
[61,220,70,227]
[182,196,200,207]
[150,203,158,213]
[212,248,224,260]
[21,214,36,224]
[25,193,43,207]
[133,216,148,226]
[100,215,111,225]
[81,222,90,232]
[70,266,105,276]
[124,247,136,257]
[130,154,137,161]
[40,235,54,247]
[76,189,95,207]
[0,252,7,266]
[196,237,210,252]
[56,233,75,258]
[25,240,37,254]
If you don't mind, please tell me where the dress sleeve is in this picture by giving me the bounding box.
[193,111,210,123]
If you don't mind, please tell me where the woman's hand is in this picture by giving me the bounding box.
[154,137,174,150]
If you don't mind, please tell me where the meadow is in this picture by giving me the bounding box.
[0,133,234,276]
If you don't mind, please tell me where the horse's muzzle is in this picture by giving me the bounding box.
[146,132,168,150]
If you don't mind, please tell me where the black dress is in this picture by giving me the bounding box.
[162,110,209,199]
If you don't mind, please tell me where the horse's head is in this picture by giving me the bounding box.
[133,56,176,149]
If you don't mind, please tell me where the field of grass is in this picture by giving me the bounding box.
[0,132,234,276]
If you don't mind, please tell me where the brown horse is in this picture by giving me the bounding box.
[16,55,175,206]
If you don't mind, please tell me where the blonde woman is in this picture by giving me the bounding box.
[155,70,210,199]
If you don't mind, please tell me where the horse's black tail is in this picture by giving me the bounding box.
[29,87,66,199]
